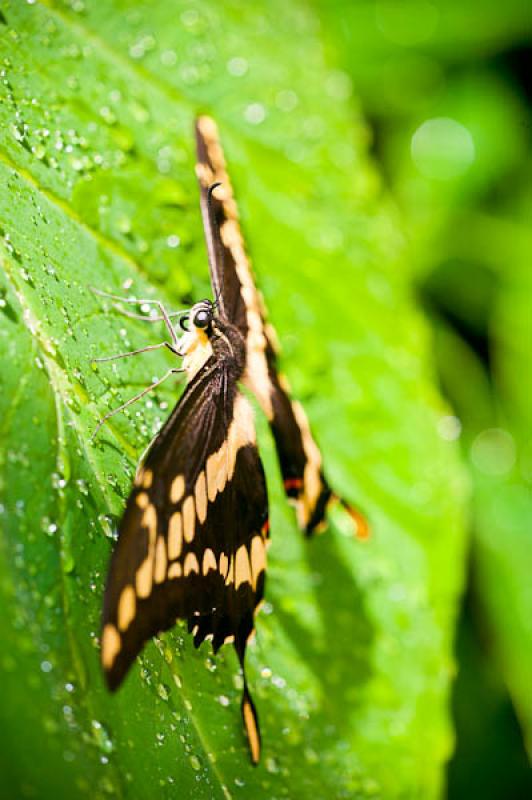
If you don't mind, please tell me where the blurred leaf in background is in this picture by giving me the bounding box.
[314,0,532,795]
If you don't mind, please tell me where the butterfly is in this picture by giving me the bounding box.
[96,115,368,765]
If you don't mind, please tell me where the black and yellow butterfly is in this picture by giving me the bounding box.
[97,116,367,765]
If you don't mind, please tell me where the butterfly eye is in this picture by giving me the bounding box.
[193,309,211,329]
[179,316,190,332]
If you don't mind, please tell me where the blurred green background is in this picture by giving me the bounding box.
[0,1,530,798]
[316,0,532,796]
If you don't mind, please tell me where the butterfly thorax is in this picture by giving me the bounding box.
[209,316,246,378]
[180,314,245,382]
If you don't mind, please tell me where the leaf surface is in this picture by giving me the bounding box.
[0,2,467,797]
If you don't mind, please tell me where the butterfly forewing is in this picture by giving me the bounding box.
[101,355,269,692]
[195,116,332,534]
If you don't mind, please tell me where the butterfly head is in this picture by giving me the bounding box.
[177,300,217,379]
[179,300,214,335]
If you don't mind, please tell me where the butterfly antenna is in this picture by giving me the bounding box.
[207,182,225,310]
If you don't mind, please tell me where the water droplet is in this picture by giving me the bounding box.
[99,106,116,125]
[156,682,170,701]
[166,234,180,249]
[304,747,319,764]
[32,143,46,160]
[75,479,89,496]
[244,103,266,125]
[91,719,114,754]
[471,428,516,476]
[189,754,202,771]
[275,89,298,112]
[227,57,248,77]
[62,553,75,575]
[161,49,177,66]
[325,70,352,101]
[265,756,279,773]
[117,215,132,234]
[437,415,461,441]
[411,117,475,180]
[181,8,200,28]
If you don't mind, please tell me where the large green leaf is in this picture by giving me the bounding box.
[0,2,467,797]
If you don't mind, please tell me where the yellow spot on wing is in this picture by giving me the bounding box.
[168,511,183,560]
[227,395,256,480]
[235,544,251,589]
[154,536,167,584]
[170,475,185,504]
[138,469,153,489]
[136,557,152,599]
[101,624,121,670]
[133,501,159,598]
[183,495,195,543]
[184,552,199,576]
[205,395,256,506]
[142,503,158,540]
[195,471,207,524]
[117,585,136,632]
[250,535,266,588]
[224,556,233,586]
[202,548,217,575]
[219,552,229,580]
[136,492,150,509]
[215,442,228,493]
[206,440,230,501]
[168,561,182,579]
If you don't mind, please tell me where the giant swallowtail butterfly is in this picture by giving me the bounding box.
[96,116,368,765]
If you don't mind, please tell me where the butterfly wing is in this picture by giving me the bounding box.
[195,116,248,332]
[195,116,366,536]
[101,354,268,760]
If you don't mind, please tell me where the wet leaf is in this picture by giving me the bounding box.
[0,2,467,798]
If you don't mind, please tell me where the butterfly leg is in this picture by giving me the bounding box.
[90,287,186,333]
[103,306,186,323]
[91,367,185,441]
[90,287,169,306]
[92,341,179,364]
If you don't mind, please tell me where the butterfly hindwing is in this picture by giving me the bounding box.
[101,355,269,693]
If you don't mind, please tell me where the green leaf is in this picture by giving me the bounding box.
[0,1,467,797]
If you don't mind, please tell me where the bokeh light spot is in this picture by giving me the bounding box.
[411,117,475,180]
[471,428,516,477]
